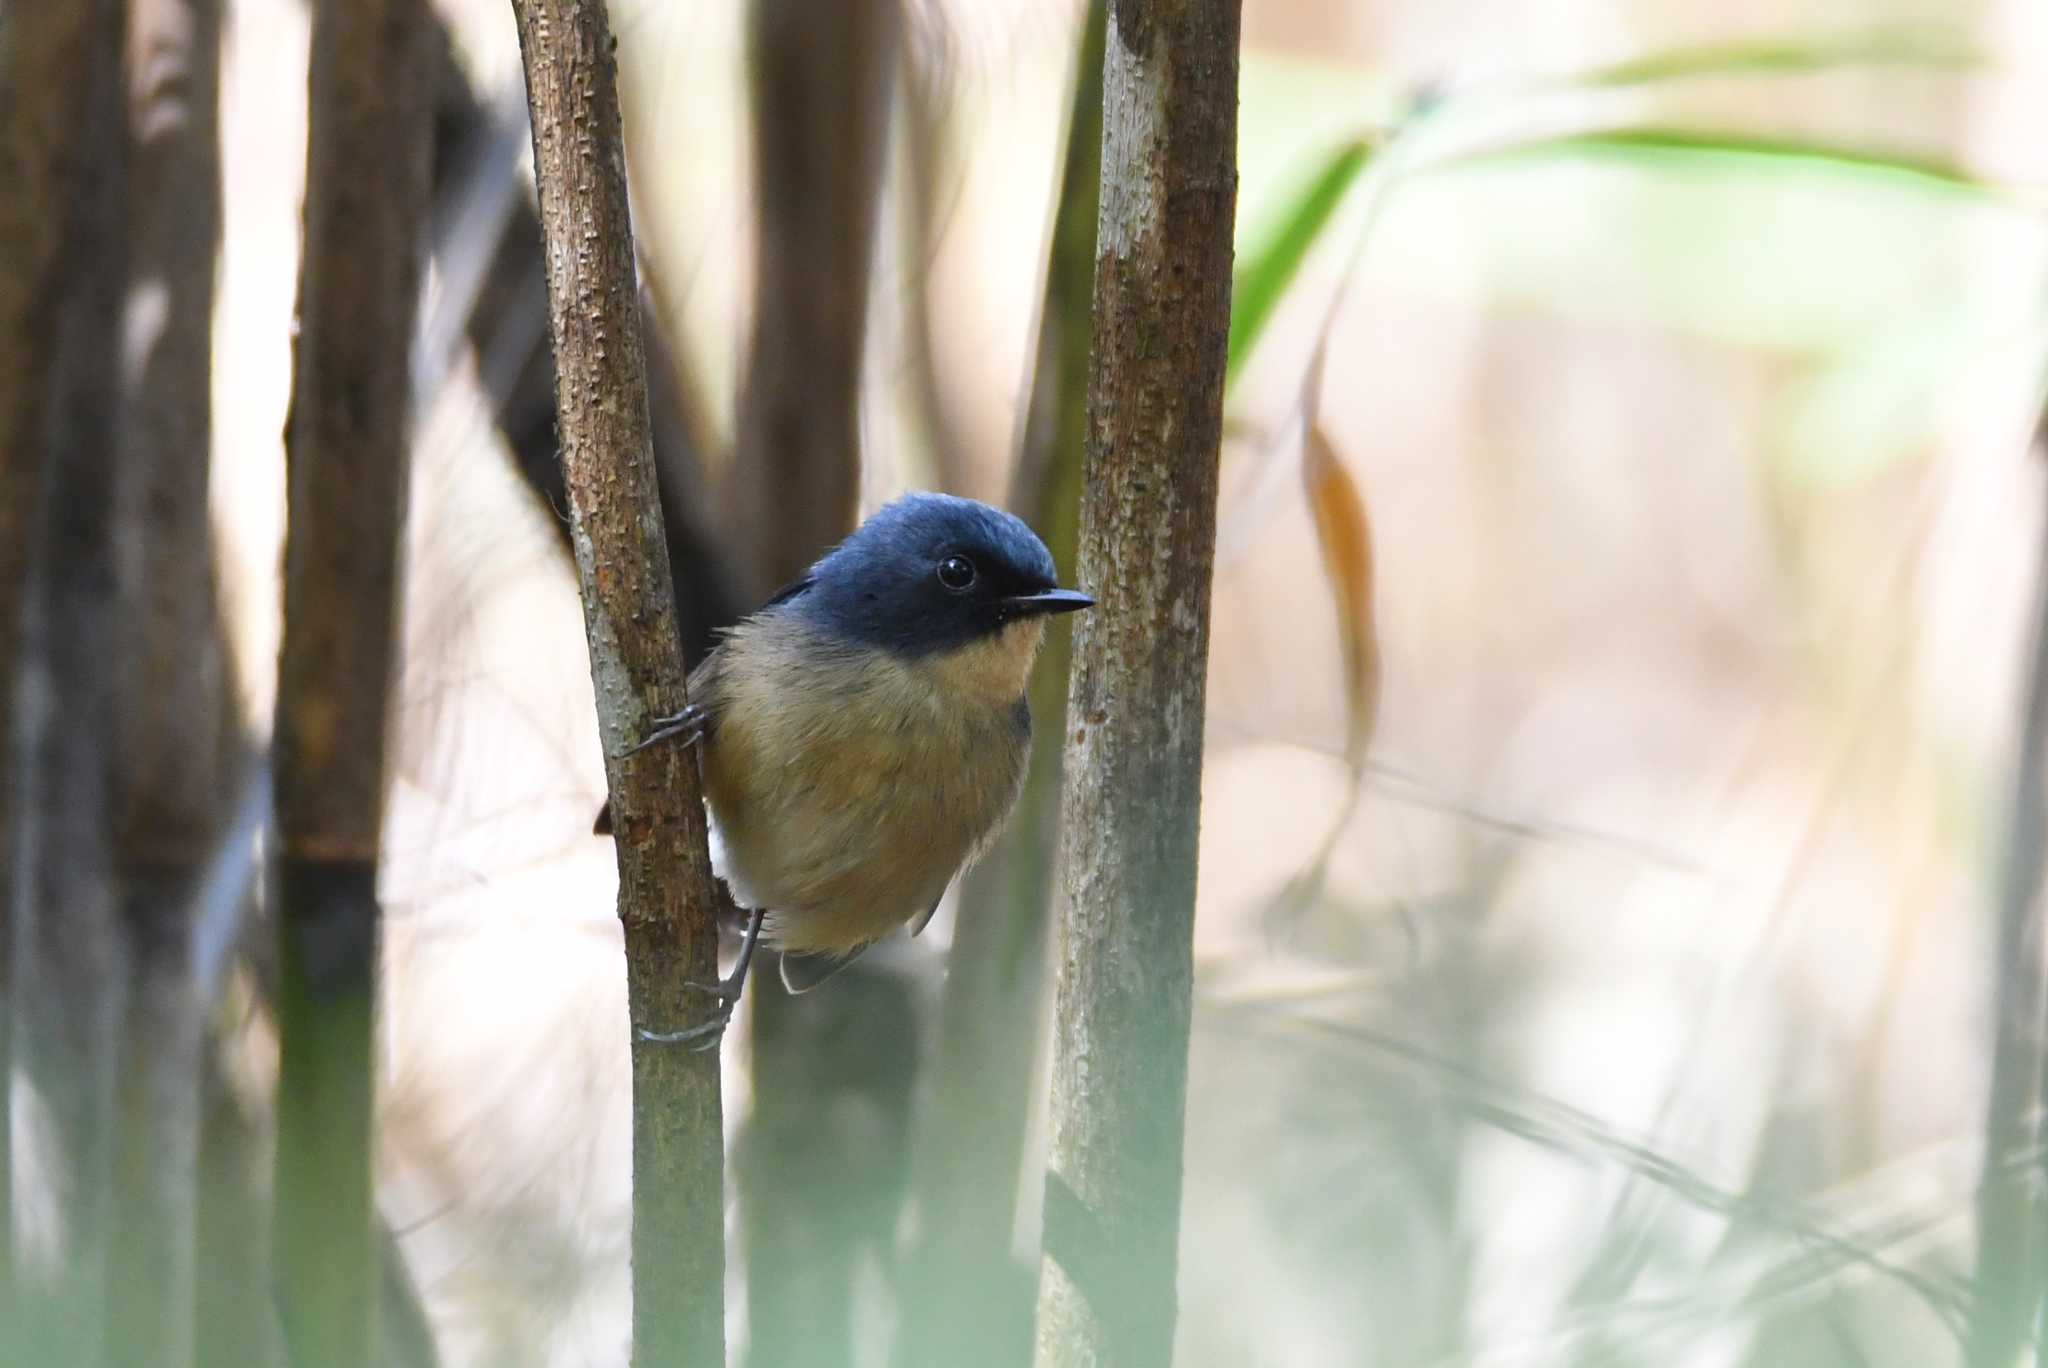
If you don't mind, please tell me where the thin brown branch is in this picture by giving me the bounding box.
[1034,1,1241,1364]
[105,1,228,1361]
[269,0,432,1363]
[726,0,899,600]
[507,0,728,1362]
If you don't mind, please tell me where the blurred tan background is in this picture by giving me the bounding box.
[189,0,2048,1363]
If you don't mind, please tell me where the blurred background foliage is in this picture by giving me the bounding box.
[69,0,2047,1363]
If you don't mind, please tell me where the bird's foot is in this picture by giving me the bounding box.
[638,990,739,1052]
[636,903,766,1053]
[622,702,709,758]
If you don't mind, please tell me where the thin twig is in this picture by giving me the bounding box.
[507,0,729,1359]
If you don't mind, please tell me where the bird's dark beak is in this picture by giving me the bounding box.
[1004,588,1094,619]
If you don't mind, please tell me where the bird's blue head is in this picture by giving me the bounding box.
[790,492,1092,659]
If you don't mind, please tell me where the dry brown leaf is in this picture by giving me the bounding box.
[1301,422,1380,772]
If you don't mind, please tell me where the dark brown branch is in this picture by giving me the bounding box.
[1033,2,1241,1364]
[898,8,1105,1366]
[269,0,432,1362]
[727,0,899,600]
[105,1,228,1362]
[507,1,728,1362]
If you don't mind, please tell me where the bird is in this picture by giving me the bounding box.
[596,491,1092,1037]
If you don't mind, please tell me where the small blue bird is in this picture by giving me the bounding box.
[598,492,1091,1026]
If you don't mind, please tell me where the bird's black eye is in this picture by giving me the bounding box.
[936,554,977,591]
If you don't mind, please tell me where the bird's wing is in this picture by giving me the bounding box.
[779,943,866,994]
[759,572,816,612]
[909,891,944,937]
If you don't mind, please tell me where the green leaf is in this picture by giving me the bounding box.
[1227,137,1377,386]
[1469,127,2004,202]
[1220,31,2003,398]
[1579,26,1983,88]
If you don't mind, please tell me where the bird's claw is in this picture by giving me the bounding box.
[638,1012,731,1052]
[683,975,743,1003]
[636,904,767,1054]
[623,702,708,758]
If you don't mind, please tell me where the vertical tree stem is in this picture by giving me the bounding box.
[900,7,1105,1365]
[728,0,898,601]
[1033,2,1240,1365]
[507,1,729,1362]
[730,7,903,1365]
[106,0,227,1362]
[0,0,122,1308]
[9,4,130,1356]
[1966,466,2048,1366]
[269,0,431,1362]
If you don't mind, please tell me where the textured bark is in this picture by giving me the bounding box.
[269,0,431,1363]
[104,0,227,1361]
[897,8,1104,1366]
[1033,2,1240,1365]
[5,4,129,1359]
[508,2,728,1363]
[0,1,119,1301]
[1966,457,2048,1365]
[727,0,898,600]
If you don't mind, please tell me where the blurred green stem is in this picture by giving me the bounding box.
[1966,433,2048,1366]
[896,8,1104,1364]
[106,0,229,1361]
[270,0,432,1361]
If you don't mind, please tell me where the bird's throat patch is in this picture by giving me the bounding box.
[928,617,1046,704]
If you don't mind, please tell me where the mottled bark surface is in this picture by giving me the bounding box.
[1034,2,1240,1365]
[269,0,432,1363]
[105,1,227,1361]
[727,0,898,600]
[507,1,728,1362]
[899,8,1105,1366]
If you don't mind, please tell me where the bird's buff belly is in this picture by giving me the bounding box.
[701,727,1019,956]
